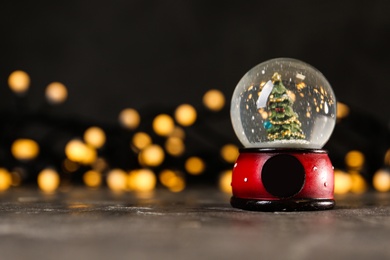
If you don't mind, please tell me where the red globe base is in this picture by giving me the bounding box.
[231,148,335,211]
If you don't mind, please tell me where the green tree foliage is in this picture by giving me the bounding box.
[265,73,305,141]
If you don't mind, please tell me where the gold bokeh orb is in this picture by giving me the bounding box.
[219,170,232,194]
[153,114,175,136]
[84,126,106,149]
[0,168,12,191]
[185,156,205,175]
[373,169,390,192]
[139,144,165,167]
[132,132,152,150]
[46,82,68,104]
[220,144,239,163]
[37,168,60,193]
[345,150,365,170]
[169,126,186,139]
[11,139,39,160]
[119,108,140,130]
[174,104,197,126]
[336,102,350,120]
[159,169,185,192]
[65,139,97,165]
[8,70,30,94]
[83,170,102,188]
[203,89,225,111]
[107,169,127,192]
[128,169,156,192]
[349,171,367,194]
[334,169,352,194]
[165,137,185,157]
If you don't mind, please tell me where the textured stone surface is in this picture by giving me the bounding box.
[0,188,389,259]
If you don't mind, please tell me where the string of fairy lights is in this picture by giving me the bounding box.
[1,70,390,195]
[1,70,238,193]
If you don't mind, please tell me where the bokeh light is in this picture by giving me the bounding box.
[334,169,352,194]
[185,156,205,175]
[0,168,12,191]
[336,102,350,120]
[132,132,152,150]
[159,169,185,192]
[373,169,390,192]
[219,170,232,194]
[169,126,186,139]
[119,108,140,130]
[153,114,175,136]
[203,89,225,111]
[106,169,127,192]
[174,104,197,126]
[84,126,106,149]
[8,70,30,94]
[83,170,102,188]
[45,82,68,104]
[62,158,80,173]
[220,144,239,163]
[11,139,39,160]
[139,144,165,167]
[349,171,367,194]
[65,139,97,165]
[92,157,109,172]
[165,137,185,156]
[345,150,365,170]
[128,169,156,192]
[37,168,60,193]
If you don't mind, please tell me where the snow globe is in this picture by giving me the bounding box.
[230,58,336,211]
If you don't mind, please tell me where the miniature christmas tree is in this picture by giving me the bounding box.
[264,72,305,141]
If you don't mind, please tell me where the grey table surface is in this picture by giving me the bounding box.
[0,187,389,260]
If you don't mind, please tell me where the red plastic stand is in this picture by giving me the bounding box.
[231,148,335,211]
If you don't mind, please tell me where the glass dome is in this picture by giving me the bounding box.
[231,58,336,149]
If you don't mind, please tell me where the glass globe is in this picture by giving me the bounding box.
[231,58,336,149]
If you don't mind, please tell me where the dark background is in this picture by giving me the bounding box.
[1,0,390,122]
[0,0,390,180]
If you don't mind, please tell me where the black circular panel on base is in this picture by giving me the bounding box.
[261,154,305,198]
[230,197,335,212]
